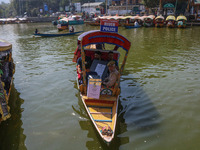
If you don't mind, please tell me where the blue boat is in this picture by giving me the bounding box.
[34,31,84,37]
[124,24,141,29]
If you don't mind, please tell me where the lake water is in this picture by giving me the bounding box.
[0,23,200,150]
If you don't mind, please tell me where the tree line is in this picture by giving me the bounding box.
[0,0,159,18]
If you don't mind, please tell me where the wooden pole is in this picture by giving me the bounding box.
[81,42,87,94]
[159,0,162,13]
[186,0,190,13]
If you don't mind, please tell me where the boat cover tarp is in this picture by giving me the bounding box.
[78,30,131,52]
[177,16,187,21]
[166,15,176,21]
[0,39,12,51]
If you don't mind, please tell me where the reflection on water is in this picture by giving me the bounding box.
[0,84,26,150]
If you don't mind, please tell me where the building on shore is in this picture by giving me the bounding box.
[81,2,105,15]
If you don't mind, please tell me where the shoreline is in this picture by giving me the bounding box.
[0,17,200,26]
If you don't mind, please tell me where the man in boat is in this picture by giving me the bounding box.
[93,51,102,61]
[102,60,119,87]
[107,51,119,70]
[134,20,139,27]
[77,56,92,81]
[85,62,98,85]
[35,29,39,34]
[70,26,74,33]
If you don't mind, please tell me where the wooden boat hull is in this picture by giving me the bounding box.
[34,31,83,37]
[0,39,15,123]
[155,23,164,27]
[167,24,175,28]
[143,22,154,27]
[177,25,186,28]
[68,20,84,25]
[57,24,69,31]
[177,22,187,28]
[78,84,118,144]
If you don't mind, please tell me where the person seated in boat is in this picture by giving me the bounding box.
[102,61,119,87]
[96,44,105,50]
[77,56,92,81]
[106,51,119,70]
[93,51,102,61]
[35,28,39,34]
[85,62,98,85]
[70,26,74,33]
[90,51,102,68]
[134,20,139,27]
[177,21,183,26]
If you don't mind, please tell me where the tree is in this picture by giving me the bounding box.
[143,0,159,8]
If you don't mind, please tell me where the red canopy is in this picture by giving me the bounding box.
[78,30,131,52]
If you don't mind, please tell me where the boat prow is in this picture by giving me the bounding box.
[80,94,119,143]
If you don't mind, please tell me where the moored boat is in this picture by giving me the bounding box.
[57,15,84,31]
[73,30,131,144]
[67,15,84,25]
[87,18,100,26]
[123,16,142,29]
[57,18,69,31]
[166,15,176,28]
[155,15,165,27]
[143,15,155,27]
[177,15,187,28]
[0,39,15,123]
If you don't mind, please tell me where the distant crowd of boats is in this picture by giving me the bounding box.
[0,14,197,29]
[50,14,188,32]
[0,17,28,24]
[87,15,188,28]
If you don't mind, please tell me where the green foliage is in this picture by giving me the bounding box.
[143,0,159,8]
[5,0,74,17]
[0,70,3,75]
[0,93,4,98]
[0,2,10,17]
[1,0,104,17]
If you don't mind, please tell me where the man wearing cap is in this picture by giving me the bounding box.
[102,60,119,87]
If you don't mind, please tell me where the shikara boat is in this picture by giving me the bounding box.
[67,15,84,25]
[98,15,125,26]
[56,17,71,31]
[73,30,131,144]
[166,15,176,28]
[0,39,15,123]
[55,15,84,27]
[155,15,165,27]
[34,31,83,37]
[143,15,155,27]
[87,18,100,26]
[123,16,142,28]
[177,15,187,28]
